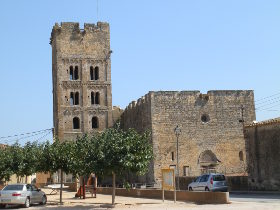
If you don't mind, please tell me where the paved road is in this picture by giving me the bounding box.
[230,192,280,203]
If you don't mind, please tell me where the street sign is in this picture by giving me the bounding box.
[161,168,176,202]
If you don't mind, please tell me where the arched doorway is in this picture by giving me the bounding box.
[198,150,220,174]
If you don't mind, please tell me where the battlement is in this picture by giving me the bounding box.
[124,90,255,112]
[53,21,109,32]
[125,94,150,111]
[50,22,109,44]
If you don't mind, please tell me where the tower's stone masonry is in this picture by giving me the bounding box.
[51,22,112,141]
[121,90,256,184]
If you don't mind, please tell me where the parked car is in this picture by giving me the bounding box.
[0,184,47,208]
[188,173,228,192]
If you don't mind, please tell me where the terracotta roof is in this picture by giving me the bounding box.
[245,117,280,127]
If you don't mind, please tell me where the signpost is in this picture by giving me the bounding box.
[161,168,176,203]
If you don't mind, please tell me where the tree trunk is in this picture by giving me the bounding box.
[83,176,86,199]
[25,176,28,184]
[112,172,116,206]
[60,169,63,205]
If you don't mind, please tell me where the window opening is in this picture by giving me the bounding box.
[92,117,98,129]
[91,92,95,105]
[95,92,100,104]
[239,151,244,161]
[183,166,190,176]
[73,117,80,129]
[74,92,79,105]
[70,92,74,105]
[94,67,99,80]
[69,66,74,80]
[90,66,94,80]
[74,66,79,80]
[171,152,175,161]
[201,114,210,123]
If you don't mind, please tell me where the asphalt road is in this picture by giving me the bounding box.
[230,192,280,203]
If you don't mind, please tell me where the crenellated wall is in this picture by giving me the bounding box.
[121,90,256,185]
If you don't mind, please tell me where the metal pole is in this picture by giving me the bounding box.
[176,134,180,191]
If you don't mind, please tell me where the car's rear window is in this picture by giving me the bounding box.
[3,185,24,191]
[213,175,225,181]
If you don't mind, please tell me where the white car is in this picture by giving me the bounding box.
[188,173,228,192]
[0,184,47,208]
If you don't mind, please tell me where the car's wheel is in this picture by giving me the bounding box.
[24,197,30,208]
[40,195,47,205]
[205,187,210,191]
[189,187,193,191]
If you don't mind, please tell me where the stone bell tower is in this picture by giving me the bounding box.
[51,22,113,141]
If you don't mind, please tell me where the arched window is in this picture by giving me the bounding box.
[73,117,80,129]
[70,92,74,105]
[95,92,100,104]
[70,92,79,105]
[69,66,74,80]
[92,117,98,129]
[91,92,95,105]
[74,92,79,105]
[239,151,244,161]
[90,66,94,80]
[74,66,79,80]
[94,67,99,80]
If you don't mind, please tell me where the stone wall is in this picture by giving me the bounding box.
[245,118,280,191]
[121,94,154,183]
[97,187,230,204]
[121,90,256,185]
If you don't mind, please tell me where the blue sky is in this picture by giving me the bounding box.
[0,0,279,144]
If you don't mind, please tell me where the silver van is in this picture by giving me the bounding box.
[188,173,228,192]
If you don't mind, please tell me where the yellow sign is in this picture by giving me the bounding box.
[162,168,175,190]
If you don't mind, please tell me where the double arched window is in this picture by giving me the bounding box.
[91,92,100,105]
[73,117,80,129]
[70,66,79,80]
[90,66,99,80]
[70,92,79,105]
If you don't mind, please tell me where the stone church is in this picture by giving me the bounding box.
[51,22,256,186]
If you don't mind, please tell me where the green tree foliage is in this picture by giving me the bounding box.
[101,124,153,176]
[0,146,13,181]
[37,140,75,204]
[9,143,24,180]
[18,141,41,182]
[99,123,153,205]
[0,125,153,206]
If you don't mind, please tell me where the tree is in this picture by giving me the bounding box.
[9,142,24,182]
[18,141,41,183]
[37,140,75,204]
[70,134,98,199]
[99,124,153,205]
[0,146,13,182]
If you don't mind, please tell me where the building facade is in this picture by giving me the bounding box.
[121,91,256,184]
[51,22,113,141]
[245,118,280,190]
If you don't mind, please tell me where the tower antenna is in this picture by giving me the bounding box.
[97,0,99,21]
